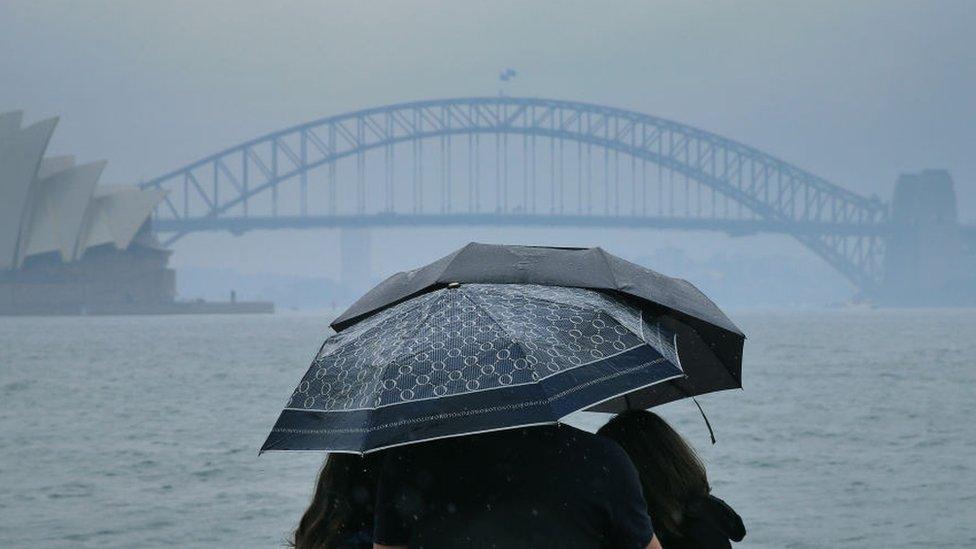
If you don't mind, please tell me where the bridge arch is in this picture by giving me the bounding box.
[142,97,889,293]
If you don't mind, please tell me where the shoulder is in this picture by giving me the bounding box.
[555,427,636,471]
[572,427,631,458]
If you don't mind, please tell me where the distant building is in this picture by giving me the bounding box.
[0,110,175,314]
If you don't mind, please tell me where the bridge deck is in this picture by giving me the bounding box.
[153,213,893,238]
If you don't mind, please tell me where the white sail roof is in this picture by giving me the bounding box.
[0,117,58,270]
[36,155,76,180]
[1,111,169,270]
[20,161,105,263]
[77,186,167,255]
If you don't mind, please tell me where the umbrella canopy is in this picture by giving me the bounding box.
[262,283,685,454]
[331,243,744,410]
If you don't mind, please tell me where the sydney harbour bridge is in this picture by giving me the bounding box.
[140,97,974,303]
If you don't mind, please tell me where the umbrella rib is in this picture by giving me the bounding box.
[456,289,535,361]
[485,285,644,339]
[319,292,437,360]
[377,291,447,372]
[477,286,601,316]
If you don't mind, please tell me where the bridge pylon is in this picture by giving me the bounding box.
[879,170,975,305]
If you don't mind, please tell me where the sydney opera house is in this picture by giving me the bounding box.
[0,110,176,315]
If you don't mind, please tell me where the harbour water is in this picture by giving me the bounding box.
[1,309,974,547]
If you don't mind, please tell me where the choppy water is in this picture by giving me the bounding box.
[1,309,975,548]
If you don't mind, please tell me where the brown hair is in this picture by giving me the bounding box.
[291,453,383,549]
[597,410,710,535]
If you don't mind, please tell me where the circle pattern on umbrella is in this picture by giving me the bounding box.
[287,284,678,411]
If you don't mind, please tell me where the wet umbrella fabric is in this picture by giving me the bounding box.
[330,243,744,410]
[261,283,685,454]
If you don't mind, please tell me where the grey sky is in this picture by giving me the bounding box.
[1,0,973,283]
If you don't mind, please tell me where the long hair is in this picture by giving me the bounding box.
[597,410,710,535]
[291,452,383,549]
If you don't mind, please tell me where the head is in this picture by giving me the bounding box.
[291,452,383,549]
[597,410,709,534]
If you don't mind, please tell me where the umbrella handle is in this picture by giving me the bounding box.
[692,397,717,445]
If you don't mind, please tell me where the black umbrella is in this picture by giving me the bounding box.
[261,283,685,454]
[331,243,744,412]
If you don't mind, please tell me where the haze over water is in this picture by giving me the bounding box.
[2,310,974,548]
[2,1,973,288]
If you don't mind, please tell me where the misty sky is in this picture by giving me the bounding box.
[1,1,974,288]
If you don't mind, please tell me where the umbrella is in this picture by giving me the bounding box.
[331,243,744,411]
[261,283,685,454]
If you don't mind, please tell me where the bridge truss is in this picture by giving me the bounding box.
[141,97,889,293]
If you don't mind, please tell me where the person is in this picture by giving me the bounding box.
[372,425,664,549]
[597,410,746,549]
[291,452,384,549]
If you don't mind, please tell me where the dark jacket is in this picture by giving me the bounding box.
[656,494,746,549]
[373,426,654,549]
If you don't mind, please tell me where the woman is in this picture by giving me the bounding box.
[291,453,383,549]
[598,410,746,549]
